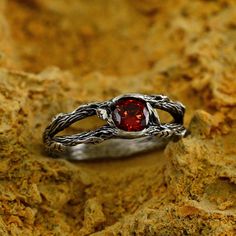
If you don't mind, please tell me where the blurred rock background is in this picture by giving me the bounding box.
[0,0,235,235]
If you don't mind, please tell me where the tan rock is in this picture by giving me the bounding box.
[0,0,235,235]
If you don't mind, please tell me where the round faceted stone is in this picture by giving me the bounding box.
[112,97,149,131]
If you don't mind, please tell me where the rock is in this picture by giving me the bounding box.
[0,0,235,235]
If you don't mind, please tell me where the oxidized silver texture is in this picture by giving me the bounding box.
[43,94,187,160]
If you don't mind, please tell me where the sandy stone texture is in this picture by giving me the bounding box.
[0,0,236,235]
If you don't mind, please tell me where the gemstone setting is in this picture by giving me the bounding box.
[111,97,149,131]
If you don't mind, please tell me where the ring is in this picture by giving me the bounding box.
[43,94,187,160]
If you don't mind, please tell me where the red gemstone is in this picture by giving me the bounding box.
[112,98,149,131]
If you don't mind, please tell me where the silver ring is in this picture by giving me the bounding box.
[43,93,187,160]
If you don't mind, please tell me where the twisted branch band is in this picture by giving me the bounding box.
[43,94,186,160]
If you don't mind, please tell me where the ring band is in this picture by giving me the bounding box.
[43,94,187,160]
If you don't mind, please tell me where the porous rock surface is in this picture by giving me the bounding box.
[0,0,235,235]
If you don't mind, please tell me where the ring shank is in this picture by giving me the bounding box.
[64,135,173,160]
